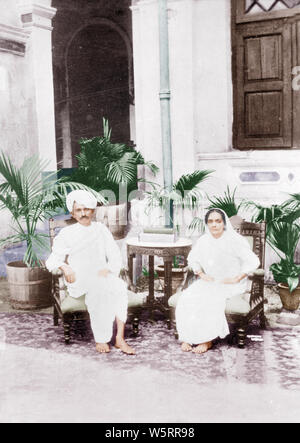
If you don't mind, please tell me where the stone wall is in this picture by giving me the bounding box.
[0,0,57,242]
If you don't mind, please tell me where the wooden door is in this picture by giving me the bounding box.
[235,20,292,149]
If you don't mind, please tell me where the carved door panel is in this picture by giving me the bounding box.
[235,21,292,149]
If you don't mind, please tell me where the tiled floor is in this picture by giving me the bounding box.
[0,279,300,423]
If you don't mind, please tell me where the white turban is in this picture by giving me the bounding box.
[66,190,97,213]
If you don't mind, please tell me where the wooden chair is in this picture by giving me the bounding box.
[49,217,145,344]
[168,216,266,348]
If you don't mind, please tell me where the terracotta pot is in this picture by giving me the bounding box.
[95,203,127,240]
[155,264,188,295]
[6,261,52,310]
[278,283,300,311]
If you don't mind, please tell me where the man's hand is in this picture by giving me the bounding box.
[197,271,214,282]
[222,274,247,284]
[60,264,76,283]
[98,269,110,278]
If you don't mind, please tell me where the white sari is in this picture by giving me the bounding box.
[175,210,260,344]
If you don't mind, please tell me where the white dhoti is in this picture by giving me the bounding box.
[85,274,128,343]
[46,221,129,344]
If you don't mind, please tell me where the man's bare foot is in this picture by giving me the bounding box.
[192,341,212,354]
[115,337,136,355]
[96,342,110,354]
[181,342,192,352]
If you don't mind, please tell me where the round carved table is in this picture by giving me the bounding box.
[126,237,192,325]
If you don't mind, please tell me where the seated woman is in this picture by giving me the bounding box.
[175,208,260,354]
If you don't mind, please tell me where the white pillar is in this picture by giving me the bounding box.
[131,0,163,185]
[18,1,57,170]
[167,0,195,178]
[193,0,233,154]
[131,0,202,183]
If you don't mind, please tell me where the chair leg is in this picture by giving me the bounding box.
[53,305,59,326]
[75,319,86,338]
[169,307,178,339]
[63,314,72,345]
[259,310,266,329]
[132,316,140,337]
[237,326,246,348]
[227,333,236,346]
[172,319,178,339]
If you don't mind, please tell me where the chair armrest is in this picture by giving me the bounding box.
[51,268,63,277]
[248,269,265,281]
[120,268,136,292]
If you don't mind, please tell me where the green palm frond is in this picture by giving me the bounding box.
[173,170,214,195]
[145,170,213,215]
[244,194,300,287]
[143,161,160,176]
[23,232,50,267]
[0,151,105,267]
[0,234,26,250]
[207,186,242,217]
[171,170,213,210]
[188,216,205,234]
[242,201,284,223]
[105,152,137,184]
[268,221,300,261]
[283,193,300,210]
[65,118,159,199]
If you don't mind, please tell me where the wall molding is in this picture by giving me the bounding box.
[196,151,249,161]
[19,3,57,31]
[0,23,29,56]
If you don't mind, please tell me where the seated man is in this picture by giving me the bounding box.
[46,190,135,355]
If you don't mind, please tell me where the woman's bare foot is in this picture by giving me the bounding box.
[96,342,110,353]
[192,341,212,354]
[115,337,136,355]
[181,342,193,352]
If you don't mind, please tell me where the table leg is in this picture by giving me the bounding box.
[163,257,173,304]
[148,255,155,303]
[128,253,135,286]
[163,257,172,329]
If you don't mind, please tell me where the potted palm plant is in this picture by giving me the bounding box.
[0,152,104,310]
[245,196,300,311]
[64,118,159,239]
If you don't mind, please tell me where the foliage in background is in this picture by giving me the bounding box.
[146,169,214,212]
[207,186,243,217]
[245,195,300,292]
[0,152,104,267]
[142,266,158,278]
[64,118,159,202]
[188,216,205,235]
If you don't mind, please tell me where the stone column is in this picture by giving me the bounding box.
[18,1,57,170]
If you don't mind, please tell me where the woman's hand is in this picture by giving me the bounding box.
[197,271,214,282]
[60,264,76,283]
[222,274,247,284]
